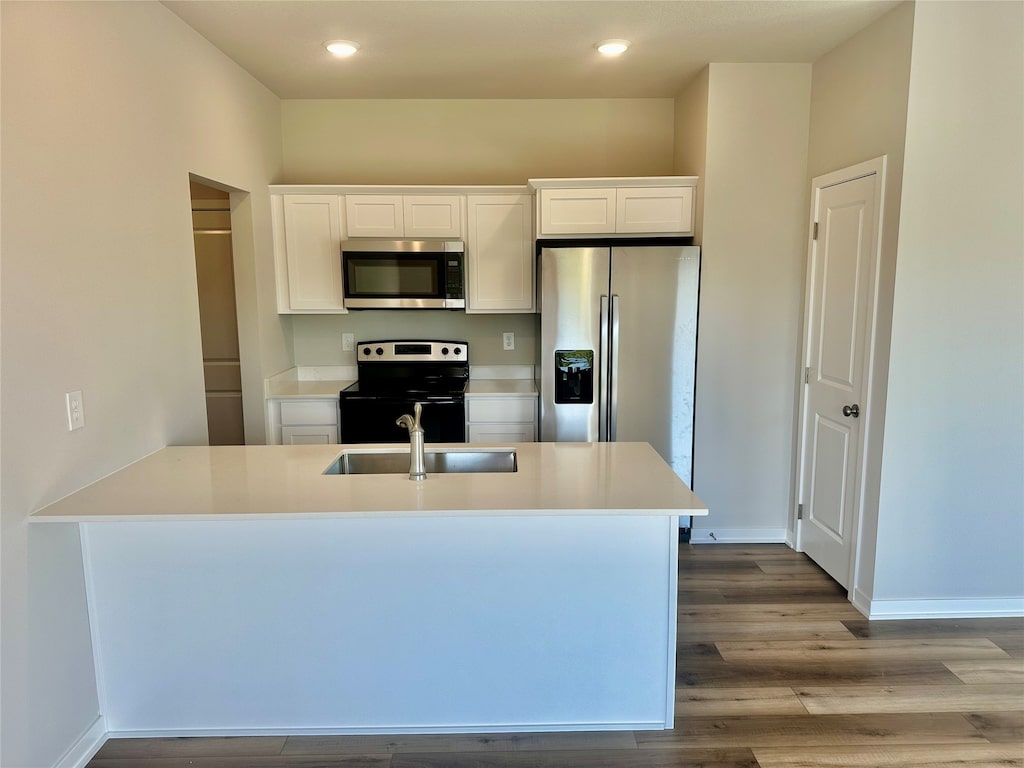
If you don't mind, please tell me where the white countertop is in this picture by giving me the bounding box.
[30,442,707,522]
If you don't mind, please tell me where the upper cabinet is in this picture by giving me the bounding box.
[466,194,534,313]
[345,194,463,239]
[270,185,534,315]
[531,177,697,237]
[272,194,346,313]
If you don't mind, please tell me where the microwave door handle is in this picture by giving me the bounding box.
[599,295,609,442]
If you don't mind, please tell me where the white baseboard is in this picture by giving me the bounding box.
[106,720,665,739]
[55,715,107,768]
[854,591,1024,620]
[688,527,788,544]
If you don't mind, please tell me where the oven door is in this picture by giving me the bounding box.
[343,250,449,309]
[340,395,466,444]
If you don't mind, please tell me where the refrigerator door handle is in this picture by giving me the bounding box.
[610,294,621,441]
[599,295,610,441]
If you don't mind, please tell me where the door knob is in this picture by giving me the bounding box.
[842,404,860,418]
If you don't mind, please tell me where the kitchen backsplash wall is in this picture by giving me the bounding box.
[292,312,539,367]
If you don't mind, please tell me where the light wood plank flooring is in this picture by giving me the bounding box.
[87,544,1024,768]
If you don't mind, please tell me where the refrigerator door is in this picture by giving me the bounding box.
[539,246,611,442]
[609,245,700,484]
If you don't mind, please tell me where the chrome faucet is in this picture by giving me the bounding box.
[395,402,426,480]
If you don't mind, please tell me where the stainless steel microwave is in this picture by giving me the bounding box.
[341,239,465,309]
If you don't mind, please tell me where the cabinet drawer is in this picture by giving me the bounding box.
[467,397,537,423]
[279,400,338,426]
[467,423,536,443]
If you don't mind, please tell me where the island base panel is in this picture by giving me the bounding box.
[83,515,678,734]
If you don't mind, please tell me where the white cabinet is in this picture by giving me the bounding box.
[533,179,696,237]
[466,194,534,313]
[616,187,694,234]
[538,188,617,235]
[281,425,339,445]
[345,194,463,238]
[272,195,346,313]
[466,395,537,443]
[268,399,340,445]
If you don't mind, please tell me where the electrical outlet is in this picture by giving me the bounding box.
[502,332,515,351]
[342,333,355,352]
[65,390,85,431]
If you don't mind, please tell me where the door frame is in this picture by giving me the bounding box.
[793,156,887,594]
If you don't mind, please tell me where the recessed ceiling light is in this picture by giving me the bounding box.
[325,40,360,57]
[595,39,630,56]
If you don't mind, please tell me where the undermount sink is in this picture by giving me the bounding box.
[324,447,518,475]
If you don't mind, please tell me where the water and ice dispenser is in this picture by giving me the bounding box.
[554,350,594,404]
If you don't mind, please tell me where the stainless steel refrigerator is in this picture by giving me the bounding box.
[538,240,700,487]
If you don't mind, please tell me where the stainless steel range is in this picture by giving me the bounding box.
[339,340,469,443]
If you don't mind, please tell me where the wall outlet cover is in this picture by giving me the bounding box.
[342,333,355,351]
[66,390,85,431]
[503,332,515,351]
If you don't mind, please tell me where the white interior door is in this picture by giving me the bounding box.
[799,164,882,589]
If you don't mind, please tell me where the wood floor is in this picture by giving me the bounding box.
[87,544,1024,768]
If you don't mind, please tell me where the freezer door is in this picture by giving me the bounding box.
[539,247,610,442]
[609,245,699,484]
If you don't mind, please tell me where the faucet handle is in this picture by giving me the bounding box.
[413,402,423,429]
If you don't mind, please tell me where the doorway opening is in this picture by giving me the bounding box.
[190,179,245,445]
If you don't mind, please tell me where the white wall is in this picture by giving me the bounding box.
[805,0,915,597]
[686,64,812,541]
[873,0,1024,604]
[281,99,676,184]
[0,3,284,765]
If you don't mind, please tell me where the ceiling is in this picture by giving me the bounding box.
[163,0,900,100]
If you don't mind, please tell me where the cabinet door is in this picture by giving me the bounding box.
[467,423,535,443]
[403,195,463,238]
[466,195,534,313]
[345,195,405,237]
[616,187,694,234]
[538,188,616,235]
[281,425,339,445]
[281,196,345,311]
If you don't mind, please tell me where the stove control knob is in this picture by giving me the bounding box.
[441,347,450,355]
[362,347,371,356]
[454,347,462,356]
[375,347,384,356]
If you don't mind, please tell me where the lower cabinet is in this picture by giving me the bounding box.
[268,399,340,445]
[466,395,537,443]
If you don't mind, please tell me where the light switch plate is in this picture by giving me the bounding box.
[66,390,85,431]
[503,332,515,351]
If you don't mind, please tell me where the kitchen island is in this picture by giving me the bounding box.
[32,442,706,738]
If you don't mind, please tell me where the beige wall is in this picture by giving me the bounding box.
[280,99,676,184]
[873,0,1024,602]
[672,67,710,245]
[0,3,283,765]
[806,0,914,598]
[690,63,812,539]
